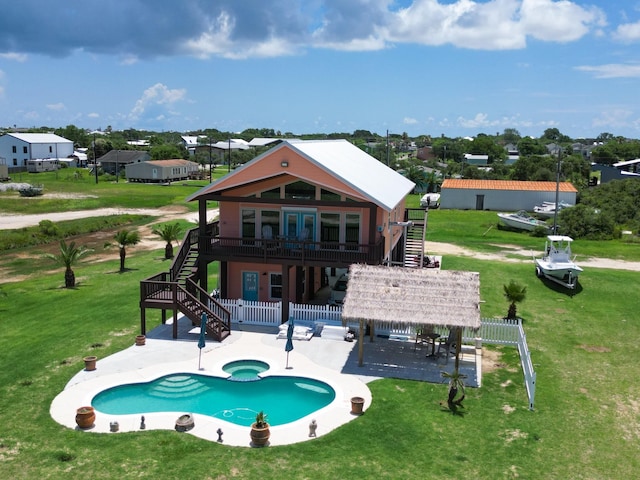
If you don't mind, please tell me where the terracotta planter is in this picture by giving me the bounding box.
[135,335,146,346]
[83,356,97,371]
[350,396,365,415]
[75,406,95,429]
[250,423,270,447]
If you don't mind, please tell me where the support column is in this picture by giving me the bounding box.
[281,264,291,324]
[358,318,365,367]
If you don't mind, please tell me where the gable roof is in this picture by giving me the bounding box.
[143,159,198,167]
[97,150,150,163]
[187,139,415,212]
[5,133,72,144]
[442,179,577,193]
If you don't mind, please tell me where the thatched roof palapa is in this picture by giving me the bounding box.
[341,264,481,331]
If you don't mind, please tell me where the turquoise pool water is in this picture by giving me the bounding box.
[91,373,336,426]
[222,359,269,380]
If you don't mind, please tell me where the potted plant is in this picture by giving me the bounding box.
[441,370,467,406]
[249,411,270,447]
[75,406,95,429]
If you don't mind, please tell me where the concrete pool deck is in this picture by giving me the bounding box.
[50,316,481,447]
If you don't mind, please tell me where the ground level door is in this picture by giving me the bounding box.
[242,271,259,301]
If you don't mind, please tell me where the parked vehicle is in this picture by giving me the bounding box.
[420,193,440,208]
[497,210,550,232]
[328,273,348,306]
[533,201,572,219]
[533,235,583,289]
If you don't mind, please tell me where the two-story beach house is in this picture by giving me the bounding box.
[139,139,423,340]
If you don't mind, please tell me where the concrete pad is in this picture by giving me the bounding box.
[51,316,480,447]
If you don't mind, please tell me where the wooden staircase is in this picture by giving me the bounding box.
[403,209,429,268]
[140,227,231,342]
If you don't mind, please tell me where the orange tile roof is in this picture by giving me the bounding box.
[441,179,577,193]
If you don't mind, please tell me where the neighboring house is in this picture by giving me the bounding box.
[0,133,73,172]
[440,179,577,211]
[125,159,200,183]
[97,150,150,175]
[27,158,60,172]
[181,135,202,156]
[592,159,640,184]
[504,143,519,165]
[248,138,283,148]
[0,160,9,180]
[139,139,416,335]
[463,153,489,167]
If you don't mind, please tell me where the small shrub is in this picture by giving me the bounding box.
[39,220,60,237]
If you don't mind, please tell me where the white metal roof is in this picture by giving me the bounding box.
[187,139,415,212]
[285,139,415,212]
[6,133,72,144]
[613,158,640,167]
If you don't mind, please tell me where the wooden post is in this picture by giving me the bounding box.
[358,319,365,366]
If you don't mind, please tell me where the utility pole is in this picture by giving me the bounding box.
[386,130,389,166]
[93,133,98,184]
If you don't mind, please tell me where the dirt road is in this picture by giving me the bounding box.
[424,241,640,272]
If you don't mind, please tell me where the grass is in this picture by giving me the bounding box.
[0,187,639,479]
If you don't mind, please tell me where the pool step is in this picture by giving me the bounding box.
[149,375,210,398]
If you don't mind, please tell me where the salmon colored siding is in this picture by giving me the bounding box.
[202,146,371,201]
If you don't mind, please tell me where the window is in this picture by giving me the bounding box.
[320,188,341,201]
[269,273,282,299]
[261,210,280,237]
[23,146,28,154]
[320,213,340,248]
[284,180,315,200]
[49,146,53,153]
[261,187,281,199]
[241,209,256,242]
[345,213,360,249]
[12,146,16,153]
[13,159,17,166]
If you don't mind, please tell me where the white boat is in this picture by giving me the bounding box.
[420,193,440,208]
[533,201,572,218]
[534,235,583,289]
[497,210,550,232]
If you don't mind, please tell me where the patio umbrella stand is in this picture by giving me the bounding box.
[285,319,294,369]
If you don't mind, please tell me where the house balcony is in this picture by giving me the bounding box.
[199,232,385,268]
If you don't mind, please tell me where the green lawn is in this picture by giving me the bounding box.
[0,186,638,479]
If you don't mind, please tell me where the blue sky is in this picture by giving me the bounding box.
[0,0,639,139]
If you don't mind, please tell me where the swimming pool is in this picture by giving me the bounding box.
[222,359,269,380]
[91,372,336,426]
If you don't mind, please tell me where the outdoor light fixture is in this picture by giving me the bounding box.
[281,161,289,167]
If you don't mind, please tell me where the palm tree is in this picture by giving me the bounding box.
[45,240,93,288]
[403,164,428,193]
[152,222,183,259]
[503,280,527,319]
[114,230,140,272]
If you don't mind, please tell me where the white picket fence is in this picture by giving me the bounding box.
[215,299,536,410]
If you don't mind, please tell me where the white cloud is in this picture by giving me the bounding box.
[46,102,65,111]
[591,108,637,129]
[0,52,28,62]
[88,112,100,118]
[575,63,640,78]
[403,117,418,125]
[386,0,604,51]
[519,0,606,43]
[613,20,640,42]
[129,83,187,120]
[456,113,500,128]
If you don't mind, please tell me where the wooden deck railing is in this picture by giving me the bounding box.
[200,235,385,264]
